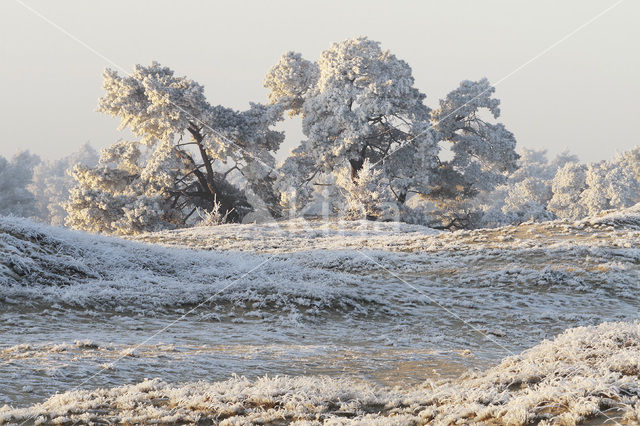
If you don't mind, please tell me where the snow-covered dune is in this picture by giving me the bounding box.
[2,321,639,425]
[3,214,638,342]
[134,214,640,352]
[1,214,639,423]
[0,216,383,317]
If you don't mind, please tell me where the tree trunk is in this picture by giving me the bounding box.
[397,191,407,204]
[183,123,253,223]
[187,123,218,211]
[349,145,369,182]
[349,158,364,181]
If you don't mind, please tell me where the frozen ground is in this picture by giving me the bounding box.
[2,322,639,424]
[1,205,639,424]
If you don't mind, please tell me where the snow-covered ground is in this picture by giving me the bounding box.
[2,323,639,424]
[1,207,639,424]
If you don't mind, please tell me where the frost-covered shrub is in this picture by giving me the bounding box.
[65,141,181,234]
[335,160,389,220]
[195,195,235,226]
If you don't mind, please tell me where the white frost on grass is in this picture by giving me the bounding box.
[136,217,442,253]
[0,216,381,319]
[2,213,639,357]
[137,214,640,319]
[1,212,639,422]
[580,202,640,230]
[2,322,639,425]
[410,321,640,424]
[3,213,639,318]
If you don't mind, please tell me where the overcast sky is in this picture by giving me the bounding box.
[0,0,638,163]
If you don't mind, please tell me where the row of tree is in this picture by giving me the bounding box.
[478,147,640,225]
[2,143,639,232]
[0,144,97,225]
[2,37,638,233]
[61,37,521,233]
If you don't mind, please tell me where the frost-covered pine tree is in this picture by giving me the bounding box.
[266,38,520,228]
[547,162,588,220]
[419,79,520,228]
[65,62,284,234]
[431,78,519,196]
[265,37,439,214]
[0,151,40,217]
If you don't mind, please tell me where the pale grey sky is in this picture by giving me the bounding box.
[0,0,638,163]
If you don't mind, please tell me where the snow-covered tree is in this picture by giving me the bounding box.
[579,163,611,216]
[476,149,578,226]
[508,148,577,183]
[602,162,640,210]
[502,177,554,222]
[497,149,558,223]
[410,79,520,228]
[485,146,640,223]
[547,162,588,220]
[616,147,640,183]
[65,141,175,234]
[267,38,519,228]
[0,151,40,217]
[66,62,284,234]
[604,156,640,209]
[431,78,519,196]
[579,159,640,216]
[29,143,98,225]
[264,51,319,117]
[266,37,439,213]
